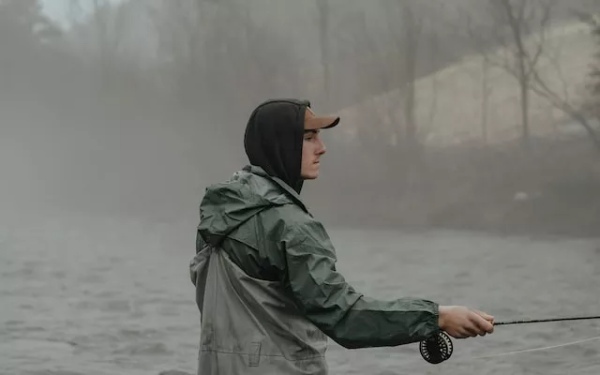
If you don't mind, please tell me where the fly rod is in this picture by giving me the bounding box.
[494,315,600,326]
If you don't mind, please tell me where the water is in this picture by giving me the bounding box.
[2,215,599,374]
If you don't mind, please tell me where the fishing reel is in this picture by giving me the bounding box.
[419,331,454,364]
[417,315,600,364]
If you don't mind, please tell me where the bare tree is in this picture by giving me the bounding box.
[0,0,61,99]
[0,0,60,53]
[68,0,134,87]
[467,2,600,151]
[586,15,600,122]
[506,8,600,151]
[480,55,492,144]
[470,0,554,149]
[357,0,425,153]
[495,0,553,149]
[398,1,423,153]
[147,0,302,121]
[525,31,600,151]
[316,0,331,108]
[146,0,194,97]
[465,15,495,145]
[340,0,448,171]
[414,33,443,147]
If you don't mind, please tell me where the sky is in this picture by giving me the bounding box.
[40,0,122,28]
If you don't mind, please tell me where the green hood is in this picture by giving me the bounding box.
[198,165,306,247]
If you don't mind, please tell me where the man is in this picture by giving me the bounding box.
[190,99,494,374]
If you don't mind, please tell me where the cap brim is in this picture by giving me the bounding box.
[305,115,340,130]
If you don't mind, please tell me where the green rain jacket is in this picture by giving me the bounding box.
[190,165,440,374]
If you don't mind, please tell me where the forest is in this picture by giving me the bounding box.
[2,0,600,237]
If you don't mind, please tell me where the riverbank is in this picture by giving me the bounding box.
[310,135,600,239]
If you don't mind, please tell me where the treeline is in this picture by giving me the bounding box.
[1,0,599,232]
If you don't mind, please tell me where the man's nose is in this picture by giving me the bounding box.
[316,138,326,155]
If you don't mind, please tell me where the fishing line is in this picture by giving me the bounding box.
[471,335,600,360]
[419,315,600,364]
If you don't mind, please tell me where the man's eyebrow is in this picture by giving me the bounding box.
[304,129,318,134]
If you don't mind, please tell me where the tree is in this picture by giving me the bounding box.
[467,0,553,149]
[0,0,60,43]
[397,1,422,153]
[480,54,492,144]
[489,0,553,150]
[354,0,427,152]
[0,0,61,98]
[316,0,331,109]
[465,15,494,145]
[0,0,61,58]
[337,1,447,199]
[468,1,600,151]
[521,10,600,150]
[588,16,600,121]
[147,0,209,106]
[67,0,137,87]
[147,0,303,128]
[526,40,600,150]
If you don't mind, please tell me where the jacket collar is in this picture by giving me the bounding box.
[243,165,311,214]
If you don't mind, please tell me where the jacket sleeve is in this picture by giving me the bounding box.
[283,221,440,349]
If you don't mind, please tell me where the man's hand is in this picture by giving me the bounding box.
[438,305,494,339]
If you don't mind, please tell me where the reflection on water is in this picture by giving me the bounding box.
[2,216,599,374]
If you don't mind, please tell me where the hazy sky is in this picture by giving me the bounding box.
[40,0,122,27]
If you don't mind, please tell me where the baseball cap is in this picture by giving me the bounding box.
[304,106,340,130]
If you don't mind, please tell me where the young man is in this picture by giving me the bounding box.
[190,99,494,375]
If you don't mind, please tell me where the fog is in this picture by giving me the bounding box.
[2,0,600,373]
[1,0,599,234]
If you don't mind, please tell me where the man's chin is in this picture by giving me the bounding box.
[301,172,319,180]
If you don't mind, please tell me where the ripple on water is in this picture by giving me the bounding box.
[102,299,132,313]
[582,347,598,358]
[7,338,76,362]
[523,330,555,341]
[24,371,86,375]
[158,370,193,375]
[118,327,162,339]
[113,342,171,356]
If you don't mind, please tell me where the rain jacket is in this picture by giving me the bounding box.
[189,165,440,374]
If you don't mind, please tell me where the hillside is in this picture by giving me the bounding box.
[311,19,600,238]
[335,20,598,147]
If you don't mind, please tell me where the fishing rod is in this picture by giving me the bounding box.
[419,315,600,364]
[495,315,600,326]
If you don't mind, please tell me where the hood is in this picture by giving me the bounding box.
[243,99,309,194]
[198,166,302,247]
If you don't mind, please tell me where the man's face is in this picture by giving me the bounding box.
[301,129,326,180]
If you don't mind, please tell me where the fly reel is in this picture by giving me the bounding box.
[419,331,454,364]
[417,315,600,364]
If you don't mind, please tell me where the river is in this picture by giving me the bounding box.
[2,214,599,374]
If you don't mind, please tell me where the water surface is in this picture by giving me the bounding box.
[2,216,599,374]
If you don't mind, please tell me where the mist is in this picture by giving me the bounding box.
[3,1,600,374]
[0,0,599,235]
[1,0,599,236]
